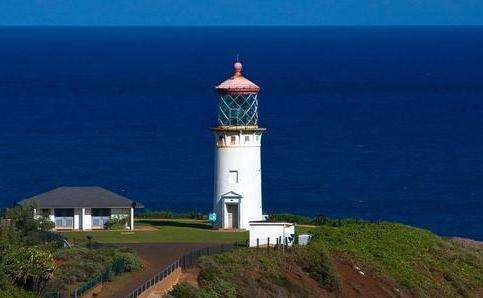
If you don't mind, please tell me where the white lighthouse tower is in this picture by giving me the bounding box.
[212,61,265,230]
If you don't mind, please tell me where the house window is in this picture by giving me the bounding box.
[229,170,239,184]
[244,135,250,143]
[230,136,236,145]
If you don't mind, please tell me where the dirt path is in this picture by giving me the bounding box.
[96,243,209,298]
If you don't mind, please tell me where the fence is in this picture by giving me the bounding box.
[44,258,127,298]
[71,258,126,298]
[127,241,246,298]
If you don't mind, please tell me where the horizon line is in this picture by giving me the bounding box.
[1,24,483,28]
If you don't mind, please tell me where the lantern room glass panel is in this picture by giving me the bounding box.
[218,94,258,126]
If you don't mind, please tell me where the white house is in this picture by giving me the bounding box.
[248,221,296,247]
[19,186,143,230]
[212,61,265,230]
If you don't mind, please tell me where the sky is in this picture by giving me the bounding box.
[0,1,482,26]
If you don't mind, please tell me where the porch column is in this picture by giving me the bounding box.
[81,208,86,230]
[49,209,55,223]
[130,207,134,230]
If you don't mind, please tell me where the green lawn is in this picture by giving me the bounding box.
[62,219,315,244]
[63,219,248,244]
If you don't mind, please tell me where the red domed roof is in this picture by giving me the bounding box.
[215,62,260,95]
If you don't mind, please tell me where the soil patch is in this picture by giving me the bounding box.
[331,254,412,297]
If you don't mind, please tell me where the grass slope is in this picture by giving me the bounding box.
[170,247,338,297]
[169,221,482,298]
[312,222,483,296]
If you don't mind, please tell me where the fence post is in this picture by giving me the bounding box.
[257,238,259,249]
[267,237,270,253]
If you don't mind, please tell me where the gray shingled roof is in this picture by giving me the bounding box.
[19,187,144,208]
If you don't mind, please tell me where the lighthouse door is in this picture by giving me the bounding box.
[226,204,238,229]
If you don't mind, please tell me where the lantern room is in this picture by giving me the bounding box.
[215,62,260,126]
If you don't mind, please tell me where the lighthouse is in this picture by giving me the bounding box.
[212,61,265,230]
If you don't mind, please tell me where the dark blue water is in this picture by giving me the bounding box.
[1,27,482,239]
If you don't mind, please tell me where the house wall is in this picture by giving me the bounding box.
[249,223,295,247]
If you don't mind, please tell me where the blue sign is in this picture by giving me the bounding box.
[208,213,217,222]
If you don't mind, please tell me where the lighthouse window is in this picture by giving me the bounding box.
[229,170,239,184]
[230,136,236,145]
[256,135,260,141]
[244,136,250,143]
[218,135,224,146]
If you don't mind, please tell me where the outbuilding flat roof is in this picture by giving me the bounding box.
[18,186,144,208]
[249,221,295,226]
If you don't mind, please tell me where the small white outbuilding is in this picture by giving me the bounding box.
[248,221,295,247]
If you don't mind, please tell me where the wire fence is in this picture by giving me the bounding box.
[127,241,246,298]
[43,258,127,298]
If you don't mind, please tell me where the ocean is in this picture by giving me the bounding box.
[0,26,482,239]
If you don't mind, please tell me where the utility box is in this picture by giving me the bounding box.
[248,221,295,247]
[298,234,312,246]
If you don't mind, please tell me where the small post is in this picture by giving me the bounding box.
[256,238,259,249]
[267,237,270,253]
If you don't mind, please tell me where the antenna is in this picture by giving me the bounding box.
[236,54,239,62]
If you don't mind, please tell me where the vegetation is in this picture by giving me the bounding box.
[312,221,483,297]
[169,220,482,297]
[0,205,142,297]
[105,217,128,230]
[45,247,142,293]
[169,247,339,297]
[268,213,368,227]
[137,209,206,220]
[0,205,60,296]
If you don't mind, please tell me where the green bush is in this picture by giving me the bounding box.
[2,245,56,293]
[48,247,141,290]
[105,217,128,230]
[115,252,142,272]
[167,283,199,298]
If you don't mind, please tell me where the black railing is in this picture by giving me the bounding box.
[126,241,246,298]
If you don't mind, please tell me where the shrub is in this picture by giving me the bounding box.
[167,283,199,298]
[137,209,207,220]
[48,247,142,290]
[268,214,312,225]
[115,252,142,272]
[105,218,127,230]
[2,245,56,293]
